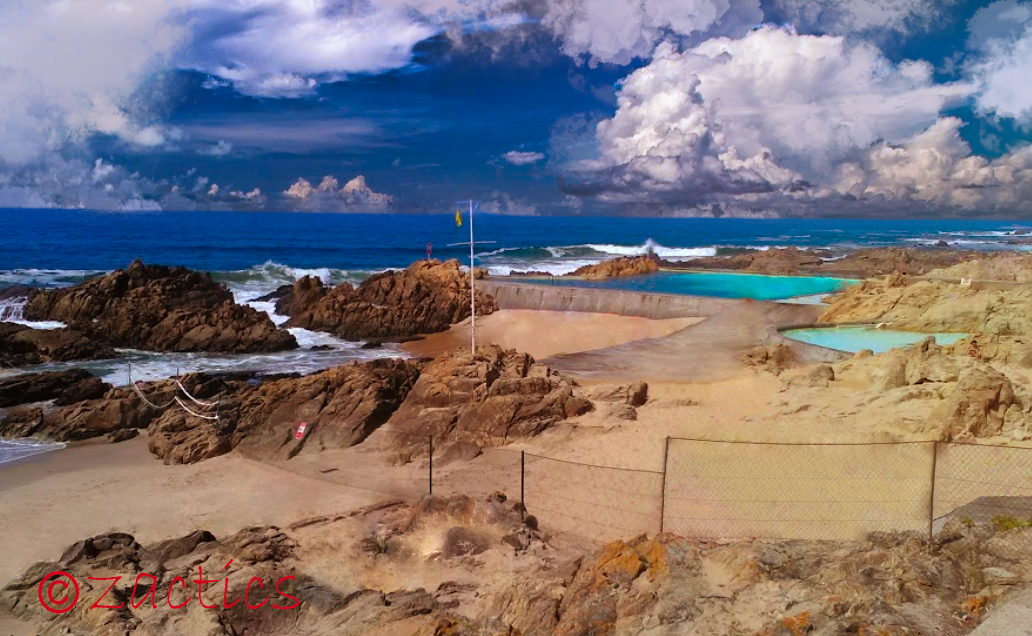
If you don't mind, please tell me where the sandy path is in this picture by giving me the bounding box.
[0,437,394,585]
[402,310,702,360]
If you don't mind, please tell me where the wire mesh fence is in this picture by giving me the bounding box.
[933,441,1032,533]
[523,453,663,544]
[664,439,935,541]
[258,426,1032,548]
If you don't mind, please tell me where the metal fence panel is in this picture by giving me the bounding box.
[524,454,663,544]
[664,439,935,541]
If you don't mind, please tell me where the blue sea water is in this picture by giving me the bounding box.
[0,211,1028,463]
[520,271,854,300]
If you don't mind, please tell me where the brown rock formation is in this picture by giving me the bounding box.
[819,274,1032,337]
[682,246,824,275]
[148,359,423,464]
[0,322,119,366]
[24,259,296,353]
[0,387,164,441]
[0,369,110,408]
[7,495,1032,636]
[675,247,985,278]
[742,343,795,374]
[282,259,497,341]
[382,345,593,450]
[568,255,659,278]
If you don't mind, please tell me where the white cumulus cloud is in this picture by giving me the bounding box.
[964,1,1032,128]
[565,26,976,201]
[769,0,958,36]
[284,174,394,211]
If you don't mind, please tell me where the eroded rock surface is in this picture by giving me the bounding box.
[148,359,423,464]
[0,322,119,366]
[282,259,497,341]
[23,260,296,353]
[382,345,594,450]
[568,255,659,279]
[0,369,110,408]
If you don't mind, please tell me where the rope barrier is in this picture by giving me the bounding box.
[127,364,220,420]
[174,395,220,421]
[175,379,219,407]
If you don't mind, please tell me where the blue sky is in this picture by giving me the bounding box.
[1,0,1031,216]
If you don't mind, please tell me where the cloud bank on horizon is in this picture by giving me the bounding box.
[0,0,1030,216]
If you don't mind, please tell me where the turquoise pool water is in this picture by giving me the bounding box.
[782,326,969,353]
[519,271,854,300]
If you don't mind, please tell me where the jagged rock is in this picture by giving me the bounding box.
[0,369,110,408]
[786,363,836,388]
[678,246,824,275]
[568,255,659,279]
[0,386,165,442]
[383,345,592,449]
[0,322,119,366]
[820,274,1032,340]
[938,366,1015,439]
[148,359,422,464]
[24,259,296,353]
[282,259,497,341]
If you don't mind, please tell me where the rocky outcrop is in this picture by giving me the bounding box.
[282,259,497,341]
[679,246,824,275]
[7,494,1032,636]
[769,338,1032,441]
[930,252,1032,282]
[0,369,110,408]
[678,247,984,278]
[0,322,119,366]
[382,345,593,450]
[148,359,423,464]
[819,274,1032,337]
[24,260,296,353]
[0,387,164,441]
[568,255,659,279]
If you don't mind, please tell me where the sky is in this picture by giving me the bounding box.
[1,0,1031,217]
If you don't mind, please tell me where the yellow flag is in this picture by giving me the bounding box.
[455,208,463,227]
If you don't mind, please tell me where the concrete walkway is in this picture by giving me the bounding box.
[481,281,842,383]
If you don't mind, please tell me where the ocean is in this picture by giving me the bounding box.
[1,210,1030,463]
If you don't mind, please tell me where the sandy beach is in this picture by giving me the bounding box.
[402,309,703,359]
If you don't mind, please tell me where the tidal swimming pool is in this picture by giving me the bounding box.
[782,326,969,354]
[518,271,855,301]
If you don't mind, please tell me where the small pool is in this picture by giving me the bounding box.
[782,326,969,354]
[519,271,854,301]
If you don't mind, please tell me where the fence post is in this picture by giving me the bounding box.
[428,436,433,496]
[520,451,526,521]
[660,436,670,535]
[928,440,938,542]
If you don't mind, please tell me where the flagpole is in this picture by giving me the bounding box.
[469,199,475,352]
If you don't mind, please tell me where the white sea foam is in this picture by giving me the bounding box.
[0,438,66,465]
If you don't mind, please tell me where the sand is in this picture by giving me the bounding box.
[0,436,392,585]
[402,309,703,360]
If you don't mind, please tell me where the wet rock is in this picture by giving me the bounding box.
[24,259,296,353]
[0,369,110,408]
[0,386,165,442]
[282,259,497,341]
[0,322,119,367]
